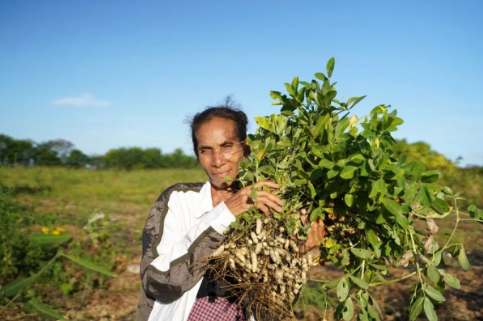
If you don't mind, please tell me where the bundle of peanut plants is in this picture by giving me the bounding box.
[206,58,483,321]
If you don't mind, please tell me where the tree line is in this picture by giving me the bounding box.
[0,134,199,169]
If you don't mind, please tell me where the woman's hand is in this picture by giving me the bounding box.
[300,218,326,254]
[225,181,283,216]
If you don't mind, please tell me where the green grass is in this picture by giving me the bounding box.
[1,166,482,320]
[0,166,481,249]
[0,167,207,232]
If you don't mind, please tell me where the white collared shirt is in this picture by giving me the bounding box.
[147,181,236,321]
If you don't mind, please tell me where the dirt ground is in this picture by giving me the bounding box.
[6,252,481,321]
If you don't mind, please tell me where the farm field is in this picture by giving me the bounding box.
[0,167,482,320]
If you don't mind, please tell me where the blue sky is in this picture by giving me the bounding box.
[0,0,482,165]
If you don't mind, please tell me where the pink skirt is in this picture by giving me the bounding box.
[187,296,245,321]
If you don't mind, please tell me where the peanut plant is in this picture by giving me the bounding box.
[207,58,483,321]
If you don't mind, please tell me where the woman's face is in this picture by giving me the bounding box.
[195,117,246,189]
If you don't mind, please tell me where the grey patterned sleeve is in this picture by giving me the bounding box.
[138,183,226,304]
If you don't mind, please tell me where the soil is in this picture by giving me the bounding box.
[4,251,482,321]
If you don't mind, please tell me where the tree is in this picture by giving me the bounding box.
[392,139,457,177]
[45,139,74,164]
[161,148,198,168]
[66,149,90,168]
[141,148,163,168]
[0,135,35,166]
[33,142,62,166]
[104,147,145,170]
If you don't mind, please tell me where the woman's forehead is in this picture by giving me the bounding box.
[196,118,238,144]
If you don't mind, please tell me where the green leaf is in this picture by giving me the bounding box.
[310,207,323,222]
[433,251,442,266]
[254,116,273,132]
[421,171,441,183]
[348,95,367,108]
[284,83,295,96]
[351,248,373,259]
[319,158,335,169]
[308,181,316,198]
[343,297,354,321]
[444,273,461,289]
[423,297,438,321]
[424,284,446,302]
[366,229,378,247]
[337,277,350,301]
[315,72,327,81]
[412,162,426,181]
[395,213,410,229]
[442,186,453,196]
[382,198,402,216]
[1,275,37,297]
[250,188,258,201]
[360,160,372,176]
[431,198,450,214]
[426,266,441,283]
[29,299,66,320]
[340,166,357,179]
[62,254,116,277]
[409,297,424,321]
[369,179,383,199]
[270,91,282,101]
[367,305,379,320]
[458,246,470,271]
[345,193,354,207]
[291,76,299,92]
[327,169,339,179]
[315,113,330,136]
[335,118,350,137]
[420,186,432,206]
[30,233,72,244]
[327,57,335,78]
[349,275,369,289]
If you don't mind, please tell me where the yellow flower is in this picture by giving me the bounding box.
[52,227,65,235]
[325,237,335,248]
[41,227,49,234]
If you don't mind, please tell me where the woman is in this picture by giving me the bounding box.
[137,106,324,321]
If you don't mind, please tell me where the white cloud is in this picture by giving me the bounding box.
[52,93,110,107]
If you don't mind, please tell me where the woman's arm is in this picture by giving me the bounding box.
[140,184,235,304]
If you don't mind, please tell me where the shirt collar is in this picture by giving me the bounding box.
[195,181,214,218]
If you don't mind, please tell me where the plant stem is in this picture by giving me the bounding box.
[369,271,417,287]
[442,197,461,252]
[0,252,60,314]
[308,277,332,283]
[409,228,424,285]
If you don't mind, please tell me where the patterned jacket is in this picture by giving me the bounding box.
[136,182,236,321]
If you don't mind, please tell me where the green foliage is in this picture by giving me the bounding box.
[392,140,457,176]
[0,134,200,169]
[299,282,338,313]
[1,275,38,298]
[28,299,66,320]
[0,189,46,283]
[0,188,118,318]
[65,149,90,168]
[231,57,480,321]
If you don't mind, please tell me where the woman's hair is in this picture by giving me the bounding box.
[190,97,248,157]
